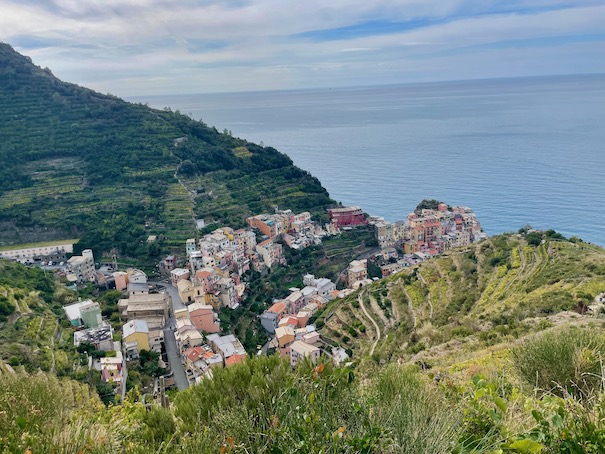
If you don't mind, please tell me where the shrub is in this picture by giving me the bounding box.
[511,327,605,399]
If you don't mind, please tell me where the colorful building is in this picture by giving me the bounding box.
[328,206,367,228]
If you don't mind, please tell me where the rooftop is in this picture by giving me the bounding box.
[207,334,246,358]
[63,299,98,321]
[275,326,295,339]
[188,302,214,312]
[267,301,287,314]
[123,319,149,337]
[127,282,148,292]
[127,293,167,304]
[290,340,320,355]
[73,325,112,346]
[328,206,362,213]
[67,256,90,265]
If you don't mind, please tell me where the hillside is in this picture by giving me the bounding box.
[0,43,334,256]
[0,260,81,376]
[316,233,605,369]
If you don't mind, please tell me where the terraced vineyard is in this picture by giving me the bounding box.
[0,261,80,376]
[317,234,605,369]
[0,43,335,259]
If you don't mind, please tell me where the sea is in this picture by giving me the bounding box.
[128,74,605,246]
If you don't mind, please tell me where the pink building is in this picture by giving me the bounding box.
[328,206,367,228]
[170,268,190,287]
[195,269,218,293]
[188,303,220,333]
[285,290,304,314]
[113,271,128,291]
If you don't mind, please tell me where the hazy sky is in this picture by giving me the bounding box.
[1,0,604,96]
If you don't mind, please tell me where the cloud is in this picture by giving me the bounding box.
[0,0,603,94]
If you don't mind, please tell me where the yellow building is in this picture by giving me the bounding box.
[123,319,150,360]
[177,279,196,304]
[275,326,295,348]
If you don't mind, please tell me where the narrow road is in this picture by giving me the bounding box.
[358,291,381,356]
[154,282,189,390]
[163,327,189,390]
[121,348,128,403]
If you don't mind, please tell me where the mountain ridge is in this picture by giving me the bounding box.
[0,43,334,258]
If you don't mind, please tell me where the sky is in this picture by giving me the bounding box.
[1,0,604,96]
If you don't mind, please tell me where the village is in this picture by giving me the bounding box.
[0,202,487,401]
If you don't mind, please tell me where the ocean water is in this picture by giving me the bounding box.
[129,74,605,245]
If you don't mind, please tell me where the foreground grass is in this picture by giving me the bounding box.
[5,324,605,453]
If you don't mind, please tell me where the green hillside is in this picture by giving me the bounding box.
[0,43,334,256]
[0,260,81,377]
[316,233,605,369]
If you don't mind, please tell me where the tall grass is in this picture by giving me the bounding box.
[0,370,124,453]
[511,326,605,399]
[369,365,460,453]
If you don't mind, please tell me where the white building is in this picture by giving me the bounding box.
[67,250,96,284]
[0,240,76,263]
[290,340,321,368]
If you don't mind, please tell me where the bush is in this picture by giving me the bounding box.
[512,327,605,399]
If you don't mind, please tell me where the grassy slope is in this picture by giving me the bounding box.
[0,43,334,257]
[0,260,80,377]
[317,234,605,370]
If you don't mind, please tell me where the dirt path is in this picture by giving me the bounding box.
[417,270,433,319]
[400,286,417,329]
[359,291,381,356]
[49,323,58,374]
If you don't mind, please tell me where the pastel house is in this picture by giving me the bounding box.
[123,319,150,360]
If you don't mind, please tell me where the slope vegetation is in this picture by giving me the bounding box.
[317,234,605,368]
[0,260,80,377]
[0,43,334,256]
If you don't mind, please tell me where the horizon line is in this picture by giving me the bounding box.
[125,72,605,99]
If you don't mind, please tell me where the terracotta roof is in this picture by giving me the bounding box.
[279,316,298,327]
[268,301,287,314]
[185,346,205,362]
[225,354,246,367]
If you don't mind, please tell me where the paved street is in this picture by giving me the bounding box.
[163,325,189,390]
[161,283,186,312]
[153,281,189,390]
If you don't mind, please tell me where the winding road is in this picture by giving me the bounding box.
[358,290,381,356]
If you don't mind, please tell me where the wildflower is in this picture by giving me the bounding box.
[333,426,346,438]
